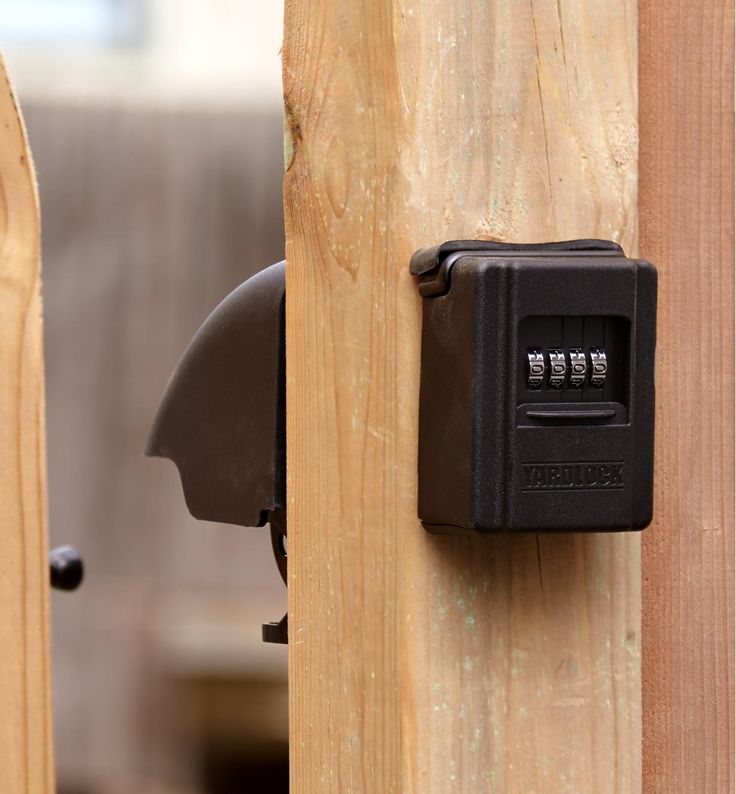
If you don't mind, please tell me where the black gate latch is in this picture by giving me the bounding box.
[146,262,287,644]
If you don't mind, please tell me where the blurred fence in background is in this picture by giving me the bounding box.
[24,99,288,794]
[3,4,288,790]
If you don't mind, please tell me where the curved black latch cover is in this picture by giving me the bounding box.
[146,262,287,643]
[146,262,285,528]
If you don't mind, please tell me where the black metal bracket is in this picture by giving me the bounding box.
[262,509,288,644]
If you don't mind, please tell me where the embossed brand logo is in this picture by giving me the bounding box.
[521,462,624,491]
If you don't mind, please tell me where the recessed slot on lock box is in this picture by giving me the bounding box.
[410,239,657,534]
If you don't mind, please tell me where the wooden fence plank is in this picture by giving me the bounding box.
[284,3,640,791]
[639,1,735,791]
[0,57,54,793]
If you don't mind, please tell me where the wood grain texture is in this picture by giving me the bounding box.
[284,2,640,791]
[639,2,735,791]
[0,57,54,793]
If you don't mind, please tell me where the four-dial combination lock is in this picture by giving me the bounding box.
[147,238,657,644]
[525,347,607,390]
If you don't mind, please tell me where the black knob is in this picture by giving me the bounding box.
[49,545,84,591]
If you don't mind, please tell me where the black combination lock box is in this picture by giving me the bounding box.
[411,239,657,534]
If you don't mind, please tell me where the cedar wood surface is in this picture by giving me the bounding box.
[284,2,641,792]
[640,1,735,791]
[0,58,54,792]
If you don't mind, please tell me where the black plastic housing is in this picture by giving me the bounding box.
[146,261,288,643]
[411,240,657,534]
[145,262,286,529]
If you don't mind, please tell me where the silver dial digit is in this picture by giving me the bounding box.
[547,349,566,389]
[568,348,587,388]
[526,348,545,389]
[589,347,608,388]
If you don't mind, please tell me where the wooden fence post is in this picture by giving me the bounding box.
[640,1,735,790]
[283,2,640,791]
[0,57,55,792]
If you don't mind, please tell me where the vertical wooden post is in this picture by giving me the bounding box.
[0,58,55,792]
[640,1,735,790]
[284,2,640,791]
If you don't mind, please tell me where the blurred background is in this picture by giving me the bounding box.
[1,2,288,792]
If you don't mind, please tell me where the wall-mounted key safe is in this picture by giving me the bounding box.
[410,239,657,534]
[146,262,288,644]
